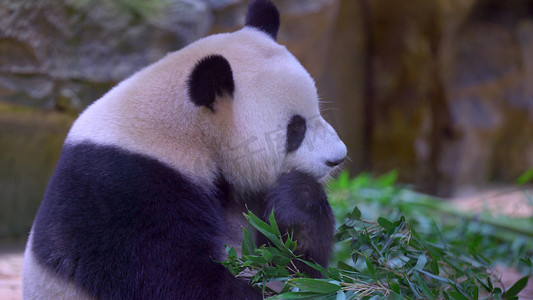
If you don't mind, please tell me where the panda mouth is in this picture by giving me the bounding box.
[282,158,345,184]
[320,164,345,183]
[306,169,334,184]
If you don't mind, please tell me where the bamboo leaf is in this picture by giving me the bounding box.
[268,291,326,299]
[414,271,435,300]
[375,170,398,187]
[365,256,376,277]
[288,278,341,294]
[335,291,346,300]
[503,276,529,299]
[414,254,427,271]
[378,217,395,232]
[241,226,255,255]
[245,211,288,253]
[517,168,533,185]
[268,208,281,236]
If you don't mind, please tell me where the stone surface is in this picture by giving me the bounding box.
[0,0,211,110]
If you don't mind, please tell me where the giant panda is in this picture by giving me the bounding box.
[22,0,347,299]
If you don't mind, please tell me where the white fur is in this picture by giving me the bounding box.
[23,231,93,300]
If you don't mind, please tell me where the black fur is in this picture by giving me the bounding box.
[245,0,280,40]
[258,171,335,278]
[32,142,260,300]
[187,55,234,112]
[286,115,306,153]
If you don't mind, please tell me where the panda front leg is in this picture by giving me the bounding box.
[259,171,335,278]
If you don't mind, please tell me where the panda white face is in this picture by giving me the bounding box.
[284,114,347,182]
[203,28,347,192]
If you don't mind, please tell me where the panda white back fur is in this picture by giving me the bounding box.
[23,1,347,299]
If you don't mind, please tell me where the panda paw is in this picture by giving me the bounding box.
[264,171,333,224]
[260,171,335,277]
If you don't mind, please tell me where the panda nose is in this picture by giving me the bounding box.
[325,157,345,167]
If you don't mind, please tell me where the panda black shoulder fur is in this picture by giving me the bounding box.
[22,0,347,299]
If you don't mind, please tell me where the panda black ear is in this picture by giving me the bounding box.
[187,55,234,112]
[245,0,280,40]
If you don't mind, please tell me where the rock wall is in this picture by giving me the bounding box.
[0,0,211,110]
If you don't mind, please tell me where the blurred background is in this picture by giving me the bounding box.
[1,0,533,240]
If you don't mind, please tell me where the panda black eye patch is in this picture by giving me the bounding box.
[286,115,306,153]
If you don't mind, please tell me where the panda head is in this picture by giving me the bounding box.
[187,0,347,192]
